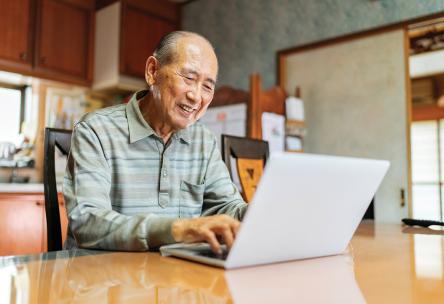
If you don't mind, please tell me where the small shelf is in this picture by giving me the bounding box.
[286,119,306,138]
[286,119,305,128]
[286,149,304,153]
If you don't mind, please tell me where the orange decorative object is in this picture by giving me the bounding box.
[217,112,227,121]
[236,158,264,203]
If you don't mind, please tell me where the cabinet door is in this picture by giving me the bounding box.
[120,4,177,78]
[0,195,45,256]
[35,0,93,82]
[0,0,34,70]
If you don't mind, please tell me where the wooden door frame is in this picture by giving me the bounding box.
[403,28,413,217]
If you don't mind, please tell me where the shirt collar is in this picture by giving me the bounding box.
[126,90,191,144]
[174,127,191,144]
[126,90,155,143]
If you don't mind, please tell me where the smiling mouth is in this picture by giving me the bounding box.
[178,103,199,114]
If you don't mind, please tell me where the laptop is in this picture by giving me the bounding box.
[160,152,390,269]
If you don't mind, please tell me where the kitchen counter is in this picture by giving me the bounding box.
[0,183,45,193]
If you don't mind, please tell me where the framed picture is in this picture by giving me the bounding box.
[45,87,87,129]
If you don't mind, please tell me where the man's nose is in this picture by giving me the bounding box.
[186,84,202,103]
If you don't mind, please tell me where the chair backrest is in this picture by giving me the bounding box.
[43,127,72,251]
[221,134,269,203]
[248,74,287,139]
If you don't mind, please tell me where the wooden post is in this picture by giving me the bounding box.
[295,86,301,98]
[248,74,262,139]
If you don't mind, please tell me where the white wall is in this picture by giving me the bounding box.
[284,29,409,223]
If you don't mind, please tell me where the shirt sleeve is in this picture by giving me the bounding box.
[201,137,248,220]
[63,121,176,251]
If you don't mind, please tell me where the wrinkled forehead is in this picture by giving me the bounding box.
[173,36,218,79]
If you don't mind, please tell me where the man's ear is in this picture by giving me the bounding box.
[145,56,159,86]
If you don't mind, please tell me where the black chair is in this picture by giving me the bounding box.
[363,198,375,220]
[43,127,72,251]
[221,134,269,202]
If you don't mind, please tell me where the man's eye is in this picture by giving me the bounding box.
[204,85,213,92]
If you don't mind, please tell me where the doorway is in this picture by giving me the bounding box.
[409,17,444,221]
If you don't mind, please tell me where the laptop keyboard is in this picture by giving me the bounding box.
[197,249,229,260]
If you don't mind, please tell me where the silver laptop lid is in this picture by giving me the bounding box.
[225,152,389,269]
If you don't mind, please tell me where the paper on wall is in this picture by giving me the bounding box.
[199,103,247,148]
[286,136,302,151]
[285,96,304,121]
[262,112,285,153]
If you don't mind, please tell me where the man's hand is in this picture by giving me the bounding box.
[171,215,240,254]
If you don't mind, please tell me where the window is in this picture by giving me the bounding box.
[411,120,444,221]
[0,86,25,143]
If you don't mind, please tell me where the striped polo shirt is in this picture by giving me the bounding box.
[63,90,247,251]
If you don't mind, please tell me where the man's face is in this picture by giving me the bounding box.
[147,36,218,131]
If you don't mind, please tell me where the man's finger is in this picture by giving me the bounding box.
[221,228,234,249]
[203,230,222,254]
[230,221,241,238]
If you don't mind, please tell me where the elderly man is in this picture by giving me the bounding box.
[64,31,247,254]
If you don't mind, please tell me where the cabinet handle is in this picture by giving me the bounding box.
[36,201,42,206]
[19,52,28,61]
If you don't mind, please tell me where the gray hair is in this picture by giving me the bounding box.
[153,31,214,65]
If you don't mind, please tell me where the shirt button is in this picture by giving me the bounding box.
[163,171,167,177]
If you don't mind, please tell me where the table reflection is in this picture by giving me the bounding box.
[226,254,365,303]
[2,251,364,304]
[3,251,230,304]
[2,252,365,303]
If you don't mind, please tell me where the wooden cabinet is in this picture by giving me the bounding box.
[0,192,67,256]
[35,0,94,83]
[0,0,94,85]
[120,2,177,78]
[93,0,180,90]
[0,0,179,86]
[0,0,34,72]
